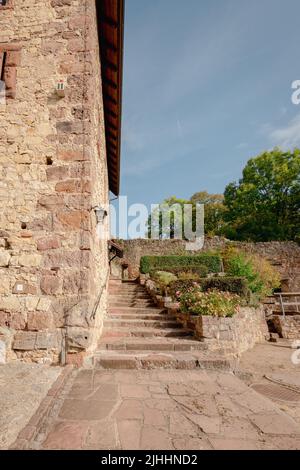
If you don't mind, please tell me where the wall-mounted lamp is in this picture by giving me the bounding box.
[93,206,108,224]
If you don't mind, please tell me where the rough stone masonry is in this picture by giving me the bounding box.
[0,0,122,364]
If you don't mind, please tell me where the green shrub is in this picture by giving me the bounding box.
[177,271,201,281]
[223,248,280,299]
[140,254,221,274]
[152,271,177,287]
[150,264,209,278]
[180,287,241,317]
[169,276,249,300]
[199,276,250,298]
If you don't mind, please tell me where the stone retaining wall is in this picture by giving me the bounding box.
[190,307,268,356]
[143,277,269,357]
[112,238,300,291]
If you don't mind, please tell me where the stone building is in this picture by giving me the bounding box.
[0,0,124,364]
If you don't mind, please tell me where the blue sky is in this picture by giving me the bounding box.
[119,0,300,209]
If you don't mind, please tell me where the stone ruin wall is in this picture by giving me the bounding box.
[0,0,109,364]
[111,238,300,291]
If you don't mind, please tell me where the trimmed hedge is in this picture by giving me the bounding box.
[199,276,250,298]
[169,276,250,300]
[140,254,221,274]
[149,264,209,278]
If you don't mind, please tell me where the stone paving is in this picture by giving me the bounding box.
[26,369,300,450]
[0,363,60,449]
[235,341,300,428]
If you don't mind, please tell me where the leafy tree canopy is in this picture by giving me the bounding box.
[223,148,300,241]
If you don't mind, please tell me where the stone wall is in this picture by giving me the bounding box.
[191,307,268,356]
[143,278,268,357]
[0,0,109,364]
[112,238,300,291]
[271,315,300,340]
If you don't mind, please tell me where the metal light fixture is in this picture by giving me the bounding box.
[93,206,108,224]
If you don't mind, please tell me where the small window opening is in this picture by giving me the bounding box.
[21,222,27,229]
[46,157,53,166]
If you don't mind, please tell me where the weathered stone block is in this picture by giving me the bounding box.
[56,121,83,134]
[27,216,53,231]
[65,300,90,327]
[56,210,90,230]
[37,298,52,312]
[27,311,54,331]
[0,311,26,330]
[13,331,37,350]
[40,275,61,295]
[0,296,21,311]
[63,271,89,294]
[38,195,65,210]
[18,253,42,267]
[37,236,60,251]
[57,150,87,161]
[35,331,61,350]
[43,250,90,269]
[0,277,10,294]
[69,162,91,178]
[46,166,69,181]
[55,179,82,193]
[66,327,92,350]
[25,296,39,311]
[0,251,11,267]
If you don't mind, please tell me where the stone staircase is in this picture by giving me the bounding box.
[91,279,232,371]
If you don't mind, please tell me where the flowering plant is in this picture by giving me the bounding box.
[180,287,241,317]
[174,281,200,301]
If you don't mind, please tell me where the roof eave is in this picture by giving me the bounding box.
[96,0,124,196]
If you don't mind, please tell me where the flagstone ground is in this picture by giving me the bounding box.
[237,340,300,427]
[0,363,60,449]
[14,368,300,450]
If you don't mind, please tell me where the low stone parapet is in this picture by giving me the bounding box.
[271,314,300,339]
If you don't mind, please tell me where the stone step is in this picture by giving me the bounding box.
[109,302,155,308]
[108,307,166,315]
[108,290,147,295]
[109,298,154,303]
[108,292,147,297]
[107,313,175,320]
[108,281,123,286]
[109,285,145,290]
[109,283,142,288]
[102,327,191,338]
[92,350,232,371]
[104,319,181,328]
[109,293,150,298]
[109,297,151,302]
[98,337,207,352]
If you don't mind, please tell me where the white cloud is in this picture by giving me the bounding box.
[269,113,300,149]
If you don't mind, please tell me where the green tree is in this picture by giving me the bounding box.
[147,196,191,239]
[223,148,300,241]
[147,192,226,239]
[190,191,226,235]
